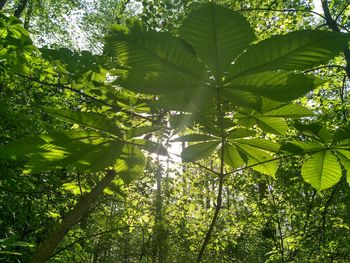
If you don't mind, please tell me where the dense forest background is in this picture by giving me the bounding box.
[2,0,350,262]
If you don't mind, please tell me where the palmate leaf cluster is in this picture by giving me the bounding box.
[1,3,350,191]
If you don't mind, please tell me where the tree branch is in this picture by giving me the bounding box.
[321,0,350,79]
[30,170,117,263]
[0,63,154,121]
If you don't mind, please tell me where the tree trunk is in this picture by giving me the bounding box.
[24,0,33,29]
[0,0,8,10]
[14,0,28,18]
[30,170,116,263]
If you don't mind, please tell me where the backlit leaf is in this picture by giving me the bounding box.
[301,151,342,190]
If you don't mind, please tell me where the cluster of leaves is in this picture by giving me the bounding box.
[2,1,350,262]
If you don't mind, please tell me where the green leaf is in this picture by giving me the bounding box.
[105,31,206,94]
[301,151,342,190]
[0,131,102,160]
[172,134,218,142]
[115,144,146,184]
[233,138,280,152]
[127,126,163,139]
[222,89,262,110]
[333,125,350,143]
[45,108,122,137]
[229,30,350,78]
[132,139,168,156]
[25,140,122,174]
[289,141,325,151]
[294,122,331,143]
[228,128,256,139]
[225,71,323,101]
[263,103,313,118]
[255,117,288,135]
[222,144,245,169]
[181,141,220,162]
[235,144,278,177]
[179,2,255,78]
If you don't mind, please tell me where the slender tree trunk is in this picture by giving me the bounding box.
[0,0,8,10]
[196,175,224,263]
[14,0,28,18]
[153,160,166,263]
[30,170,116,263]
[24,0,33,29]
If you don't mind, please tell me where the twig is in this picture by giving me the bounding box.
[238,7,325,19]
[335,2,350,21]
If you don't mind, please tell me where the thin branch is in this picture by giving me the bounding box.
[167,151,220,176]
[238,7,326,19]
[51,226,133,258]
[315,23,327,30]
[335,2,350,21]
[13,0,28,18]
[224,153,293,177]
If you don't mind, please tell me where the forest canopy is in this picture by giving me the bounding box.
[1,0,350,262]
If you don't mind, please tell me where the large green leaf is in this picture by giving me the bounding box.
[225,71,323,101]
[115,144,146,184]
[237,112,288,135]
[46,108,122,137]
[131,139,168,156]
[235,144,278,177]
[172,134,219,142]
[222,89,262,110]
[0,131,102,160]
[229,30,350,79]
[228,128,256,139]
[263,103,313,118]
[255,117,288,135]
[333,125,350,144]
[222,143,245,169]
[289,141,325,151]
[106,31,206,94]
[155,86,216,113]
[127,126,163,139]
[233,138,280,152]
[179,2,255,78]
[25,140,122,174]
[181,141,220,162]
[294,122,332,143]
[301,150,342,190]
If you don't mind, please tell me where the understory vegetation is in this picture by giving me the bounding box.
[1,0,350,262]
